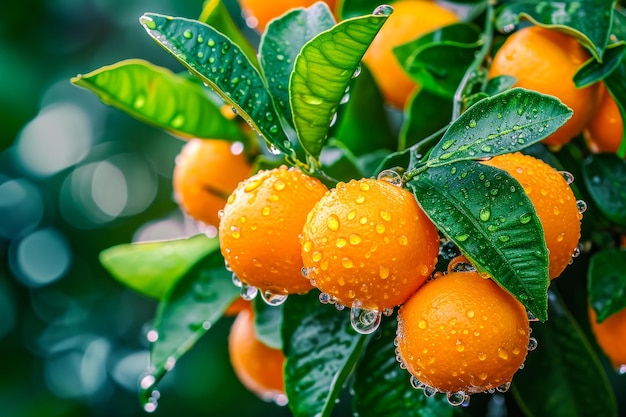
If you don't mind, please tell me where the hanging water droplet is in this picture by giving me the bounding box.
[350,301,382,334]
[382,307,394,317]
[329,112,338,127]
[261,290,288,306]
[527,337,538,351]
[268,143,281,155]
[232,273,242,287]
[496,382,511,393]
[446,391,467,406]
[373,4,394,16]
[352,64,362,78]
[527,310,539,322]
[377,169,403,186]
[576,200,587,214]
[410,375,424,389]
[572,244,582,258]
[559,171,575,184]
[240,283,258,300]
[319,292,331,304]
[423,385,437,397]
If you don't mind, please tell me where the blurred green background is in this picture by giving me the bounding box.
[0,0,296,415]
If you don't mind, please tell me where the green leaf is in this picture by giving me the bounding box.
[99,235,219,300]
[333,64,396,154]
[141,251,240,405]
[198,0,259,68]
[426,88,572,167]
[400,89,452,150]
[71,59,246,141]
[353,318,455,417]
[282,292,368,417]
[512,291,617,417]
[582,154,626,227]
[495,0,616,61]
[339,0,388,19]
[140,13,292,155]
[319,138,365,183]
[253,296,283,350]
[588,249,626,323]
[290,11,389,162]
[484,75,517,95]
[407,160,549,321]
[259,3,336,126]
[574,42,626,87]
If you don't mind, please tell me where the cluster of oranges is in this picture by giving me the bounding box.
[166,0,625,409]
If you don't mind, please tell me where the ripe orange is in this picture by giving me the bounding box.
[488,25,602,146]
[482,152,581,279]
[397,271,530,395]
[583,84,624,154]
[589,304,626,370]
[362,0,458,109]
[224,297,252,317]
[300,178,440,313]
[239,0,337,32]
[228,306,286,401]
[173,139,251,227]
[219,165,328,296]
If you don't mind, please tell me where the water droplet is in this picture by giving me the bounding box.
[379,265,390,279]
[519,213,532,224]
[497,348,509,360]
[302,95,323,105]
[572,244,582,258]
[477,352,487,361]
[240,283,258,300]
[479,207,491,222]
[268,144,281,155]
[496,382,511,393]
[576,200,587,214]
[446,391,467,406]
[528,337,538,351]
[373,4,394,16]
[352,65,362,78]
[232,273,242,287]
[327,214,340,231]
[456,233,469,242]
[349,234,362,245]
[468,119,477,128]
[441,139,456,150]
[377,169,403,186]
[559,171,575,184]
[171,114,185,128]
[410,375,424,389]
[498,235,510,243]
[382,307,394,316]
[261,290,288,306]
[342,257,354,269]
[183,29,193,39]
[350,301,381,334]
[423,385,437,397]
[455,340,465,352]
[379,211,391,222]
[207,38,216,47]
[503,23,516,33]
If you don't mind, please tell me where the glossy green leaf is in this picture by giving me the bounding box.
[353,318,455,417]
[99,235,219,300]
[400,89,452,150]
[282,292,368,417]
[333,64,396,155]
[290,12,389,162]
[140,13,292,154]
[484,75,517,95]
[582,154,626,227]
[407,160,549,321]
[319,139,365,183]
[588,248,626,323]
[339,0,388,19]
[495,0,616,61]
[574,42,626,87]
[72,59,246,141]
[513,291,617,417]
[603,61,626,158]
[140,251,240,406]
[198,0,259,67]
[259,3,336,125]
[253,296,283,350]
[426,88,572,167]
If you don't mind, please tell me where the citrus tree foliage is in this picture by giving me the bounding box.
[72,0,626,416]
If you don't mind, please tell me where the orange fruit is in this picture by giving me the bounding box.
[482,152,581,279]
[397,271,530,397]
[488,26,602,146]
[589,305,626,370]
[228,306,286,401]
[224,297,252,317]
[363,0,458,109]
[300,178,440,315]
[173,139,251,227]
[583,84,624,154]
[219,165,328,297]
[239,0,337,32]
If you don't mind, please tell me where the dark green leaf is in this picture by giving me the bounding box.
[512,291,617,417]
[582,153,626,227]
[99,235,219,300]
[603,61,626,158]
[407,160,549,321]
[198,0,259,67]
[588,249,626,322]
[145,251,240,398]
[400,89,452,150]
[290,12,389,162]
[71,59,246,141]
[253,296,283,350]
[574,42,626,87]
[319,139,365,183]
[426,88,572,167]
[353,318,455,417]
[495,0,616,61]
[339,0,388,19]
[140,13,292,154]
[282,291,368,417]
[484,75,517,95]
[259,3,336,125]
[333,64,396,154]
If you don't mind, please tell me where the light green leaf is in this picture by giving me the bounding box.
[259,3,336,125]
[426,88,572,167]
[290,11,390,162]
[140,13,292,155]
[407,160,549,321]
[72,59,246,141]
[99,235,219,300]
